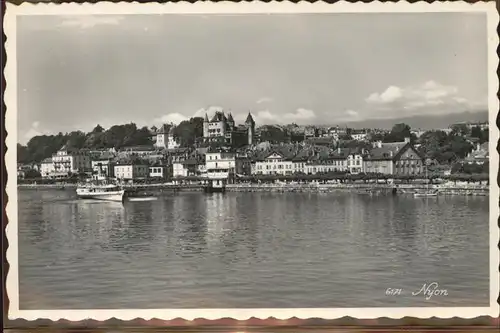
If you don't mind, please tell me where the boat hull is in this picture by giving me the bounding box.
[414,193,438,197]
[76,189,125,202]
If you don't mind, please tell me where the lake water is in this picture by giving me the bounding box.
[17,189,490,309]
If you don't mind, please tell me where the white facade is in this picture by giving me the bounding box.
[253,152,294,175]
[167,134,180,149]
[149,166,166,178]
[172,162,188,178]
[40,159,55,178]
[155,132,180,150]
[114,164,149,180]
[351,133,368,141]
[347,154,364,174]
[205,152,236,178]
[205,120,227,139]
[52,147,91,177]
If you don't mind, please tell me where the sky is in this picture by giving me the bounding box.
[17,12,488,144]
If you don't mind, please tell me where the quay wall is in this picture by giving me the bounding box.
[225,183,489,196]
[17,182,489,196]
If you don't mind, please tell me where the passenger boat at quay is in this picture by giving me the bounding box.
[76,183,126,202]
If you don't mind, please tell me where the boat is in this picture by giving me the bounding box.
[414,191,438,198]
[76,183,125,202]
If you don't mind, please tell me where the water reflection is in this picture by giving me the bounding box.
[18,189,490,309]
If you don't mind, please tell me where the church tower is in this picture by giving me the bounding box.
[245,112,256,145]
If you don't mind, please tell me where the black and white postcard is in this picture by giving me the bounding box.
[4,1,499,322]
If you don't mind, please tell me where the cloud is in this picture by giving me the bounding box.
[154,113,189,125]
[345,110,359,117]
[365,81,468,111]
[59,15,124,29]
[366,86,403,104]
[256,97,274,104]
[253,108,316,125]
[153,106,225,125]
[283,108,316,122]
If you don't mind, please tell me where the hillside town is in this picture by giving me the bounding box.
[17,111,489,188]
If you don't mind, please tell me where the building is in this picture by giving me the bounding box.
[114,161,149,180]
[203,111,256,147]
[91,158,115,178]
[205,148,250,187]
[463,142,489,165]
[304,126,318,138]
[149,162,170,180]
[250,145,350,175]
[49,145,91,178]
[253,151,295,175]
[347,152,364,174]
[351,130,368,141]
[153,124,180,150]
[301,148,349,174]
[40,158,55,178]
[363,138,424,175]
[172,152,205,178]
[118,145,157,158]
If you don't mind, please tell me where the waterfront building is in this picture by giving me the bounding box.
[149,162,170,180]
[250,145,350,175]
[203,111,256,147]
[114,160,149,180]
[40,158,55,178]
[363,138,424,175]
[301,147,349,174]
[91,158,115,179]
[347,152,364,174]
[50,145,92,178]
[205,148,250,187]
[253,150,295,175]
[172,152,205,178]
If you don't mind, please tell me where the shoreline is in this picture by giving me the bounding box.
[17,182,489,196]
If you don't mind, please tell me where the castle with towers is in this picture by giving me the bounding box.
[203,111,256,147]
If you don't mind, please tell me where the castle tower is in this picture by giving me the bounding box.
[203,113,209,139]
[245,112,256,145]
[227,112,235,131]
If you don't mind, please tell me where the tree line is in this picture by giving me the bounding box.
[18,117,488,167]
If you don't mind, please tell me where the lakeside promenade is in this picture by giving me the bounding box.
[17,181,489,196]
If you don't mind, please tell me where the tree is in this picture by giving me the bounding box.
[383,123,412,143]
[91,124,105,133]
[450,123,469,137]
[172,117,204,147]
[24,169,41,179]
[17,144,29,164]
[418,130,474,164]
[470,126,489,144]
[259,125,289,144]
[18,122,157,163]
[66,131,87,149]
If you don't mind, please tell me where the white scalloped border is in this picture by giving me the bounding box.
[4,0,500,322]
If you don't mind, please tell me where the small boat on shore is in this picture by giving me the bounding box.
[76,184,125,202]
[413,191,438,198]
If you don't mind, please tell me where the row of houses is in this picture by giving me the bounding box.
[20,136,490,182]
